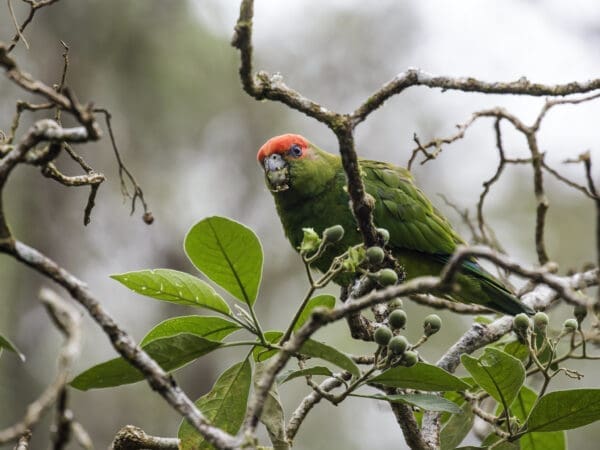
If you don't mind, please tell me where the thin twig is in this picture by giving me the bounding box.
[7,0,29,49]
[0,288,81,445]
[286,374,349,443]
[93,108,153,224]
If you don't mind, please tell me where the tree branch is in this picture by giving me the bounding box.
[0,288,81,445]
[351,69,600,126]
[111,425,179,450]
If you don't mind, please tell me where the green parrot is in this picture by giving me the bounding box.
[257,133,533,316]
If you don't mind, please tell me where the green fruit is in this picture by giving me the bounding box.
[374,326,393,346]
[423,314,442,336]
[533,312,549,331]
[366,246,385,265]
[322,225,345,243]
[401,350,418,367]
[387,298,403,310]
[388,335,409,355]
[563,318,578,332]
[388,309,407,330]
[375,268,398,286]
[513,313,530,331]
[376,228,390,244]
[574,304,588,323]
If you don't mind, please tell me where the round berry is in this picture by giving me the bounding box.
[374,326,393,346]
[376,268,398,286]
[388,298,403,310]
[388,335,409,355]
[388,309,407,330]
[376,228,390,244]
[563,318,578,332]
[322,225,344,243]
[512,313,530,331]
[366,246,385,265]
[401,350,419,367]
[533,312,549,331]
[423,314,442,336]
[574,305,588,323]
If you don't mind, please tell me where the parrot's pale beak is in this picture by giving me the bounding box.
[263,154,290,192]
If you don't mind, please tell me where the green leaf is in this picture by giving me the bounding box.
[277,366,333,384]
[179,359,252,450]
[370,362,471,391]
[253,331,358,377]
[510,386,565,450]
[111,269,231,315]
[527,388,600,432]
[520,431,564,450]
[481,433,521,450]
[71,334,224,390]
[255,362,287,450]
[461,348,524,407]
[141,316,240,345]
[352,393,462,414]
[184,216,263,305]
[294,294,335,331]
[502,340,529,363]
[0,333,25,361]
[440,401,474,450]
[457,446,518,450]
[299,339,360,377]
[253,331,283,362]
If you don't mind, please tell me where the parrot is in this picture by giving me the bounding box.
[257,133,534,316]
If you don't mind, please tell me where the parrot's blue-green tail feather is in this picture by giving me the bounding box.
[462,259,535,316]
[480,279,535,316]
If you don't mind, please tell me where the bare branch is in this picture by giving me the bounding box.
[286,374,348,443]
[389,399,433,450]
[6,0,61,52]
[111,425,179,450]
[51,389,72,450]
[13,431,31,450]
[0,120,90,181]
[351,69,600,126]
[409,294,493,314]
[0,288,81,445]
[0,45,101,139]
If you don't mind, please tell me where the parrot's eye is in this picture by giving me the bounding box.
[289,144,303,158]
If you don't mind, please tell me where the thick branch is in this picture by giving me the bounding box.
[112,425,179,450]
[351,69,600,126]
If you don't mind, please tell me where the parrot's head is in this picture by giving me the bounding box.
[257,134,338,197]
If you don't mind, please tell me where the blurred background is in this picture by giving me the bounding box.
[1,0,599,448]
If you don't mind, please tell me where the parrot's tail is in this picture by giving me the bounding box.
[480,279,535,316]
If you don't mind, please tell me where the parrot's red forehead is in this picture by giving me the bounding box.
[257,134,309,161]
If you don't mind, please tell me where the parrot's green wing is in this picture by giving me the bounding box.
[363,161,464,255]
[361,160,533,316]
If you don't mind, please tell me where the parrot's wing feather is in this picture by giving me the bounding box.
[363,161,465,255]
